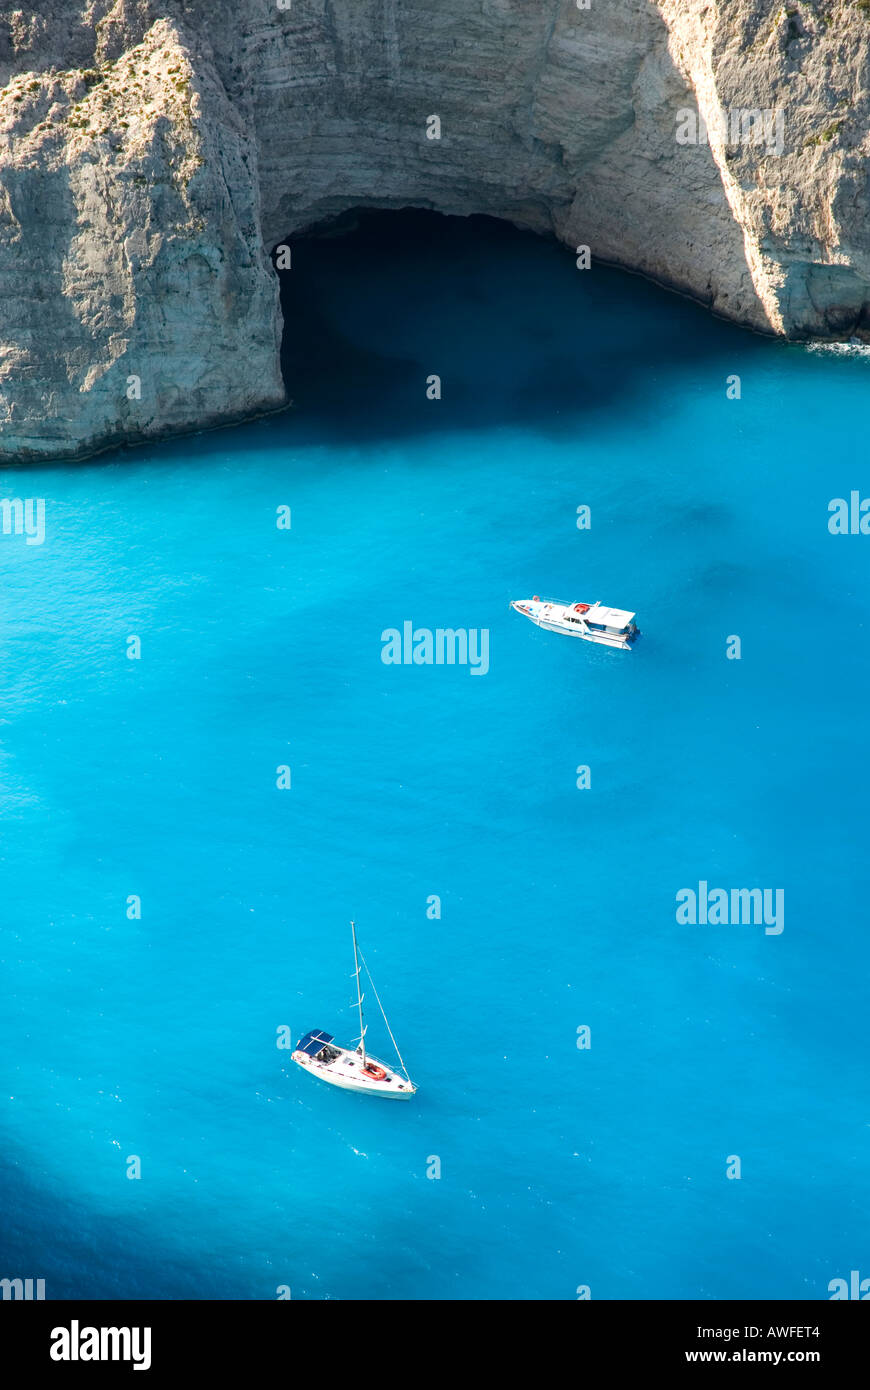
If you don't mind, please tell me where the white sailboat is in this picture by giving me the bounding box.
[292,921,417,1100]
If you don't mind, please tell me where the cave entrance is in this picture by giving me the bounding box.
[271,207,543,435]
[269,204,751,441]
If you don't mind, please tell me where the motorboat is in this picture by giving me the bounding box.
[510,596,639,649]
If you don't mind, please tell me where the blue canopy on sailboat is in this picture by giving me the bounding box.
[296,1029,334,1057]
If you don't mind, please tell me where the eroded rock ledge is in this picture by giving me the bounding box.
[0,0,867,461]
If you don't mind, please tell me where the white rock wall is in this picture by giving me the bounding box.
[0,0,867,460]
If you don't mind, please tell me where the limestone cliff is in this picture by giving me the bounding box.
[0,0,867,461]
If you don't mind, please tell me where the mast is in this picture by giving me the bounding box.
[350,919,366,1063]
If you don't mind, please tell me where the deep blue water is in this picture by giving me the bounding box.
[1,213,868,1300]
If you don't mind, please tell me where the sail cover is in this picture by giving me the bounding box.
[296,1029,334,1057]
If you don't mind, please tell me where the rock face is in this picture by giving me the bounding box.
[0,0,867,461]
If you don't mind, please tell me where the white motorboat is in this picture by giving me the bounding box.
[510,595,639,649]
[292,921,417,1100]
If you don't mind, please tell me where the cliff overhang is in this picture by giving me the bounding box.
[0,0,867,462]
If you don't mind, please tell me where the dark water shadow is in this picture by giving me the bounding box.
[0,1146,217,1299]
[273,207,773,449]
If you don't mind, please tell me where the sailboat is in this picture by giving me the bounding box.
[292,921,417,1100]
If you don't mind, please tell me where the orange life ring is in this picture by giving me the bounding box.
[361,1063,387,1081]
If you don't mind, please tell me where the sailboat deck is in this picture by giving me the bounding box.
[293,1043,415,1097]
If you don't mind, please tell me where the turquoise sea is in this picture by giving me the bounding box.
[1,212,868,1300]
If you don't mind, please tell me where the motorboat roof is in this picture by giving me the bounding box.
[584,603,635,627]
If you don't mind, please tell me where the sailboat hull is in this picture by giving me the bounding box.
[292,1045,416,1099]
